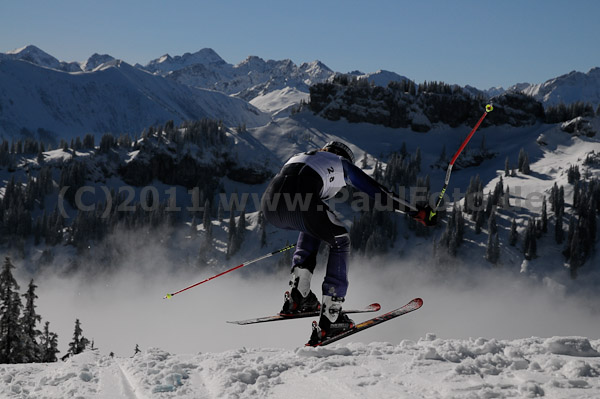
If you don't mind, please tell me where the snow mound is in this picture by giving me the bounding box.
[545,336,600,357]
[3,336,600,398]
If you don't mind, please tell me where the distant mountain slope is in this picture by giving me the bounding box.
[140,49,335,115]
[510,68,600,107]
[0,59,269,141]
[143,50,335,96]
[140,48,227,74]
[2,44,81,72]
[360,69,410,87]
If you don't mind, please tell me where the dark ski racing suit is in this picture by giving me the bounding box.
[261,150,407,298]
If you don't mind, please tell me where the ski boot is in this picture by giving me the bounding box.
[307,295,355,346]
[280,267,320,315]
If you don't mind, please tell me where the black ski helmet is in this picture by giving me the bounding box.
[322,141,355,164]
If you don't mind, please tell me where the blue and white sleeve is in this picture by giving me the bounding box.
[342,159,412,213]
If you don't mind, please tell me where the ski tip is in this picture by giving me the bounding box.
[413,298,424,307]
[369,303,382,311]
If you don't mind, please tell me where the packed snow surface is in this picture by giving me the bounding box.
[2,336,599,398]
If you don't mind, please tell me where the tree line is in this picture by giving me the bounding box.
[433,147,599,277]
[0,257,95,364]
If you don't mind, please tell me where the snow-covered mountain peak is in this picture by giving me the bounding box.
[509,67,600,107]
[81,53,116,72]
[299,60,334,81]
[359,69,410,87]
[7,44,48,56]
[5,44,61,69]
[158,54,172,63]
[237,55,268,71]
[144,48,226,74]
[2,44,81,72]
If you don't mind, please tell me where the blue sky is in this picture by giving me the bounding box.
[1,0,598,89]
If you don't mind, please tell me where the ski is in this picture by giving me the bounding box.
[227,303,381,325]
[307,298,423,347]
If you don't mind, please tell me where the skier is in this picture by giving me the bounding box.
[261,141,437,345]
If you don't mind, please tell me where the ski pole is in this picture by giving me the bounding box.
[429,104,493,219]
[164,243,296,299]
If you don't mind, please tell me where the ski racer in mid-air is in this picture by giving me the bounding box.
[261,141,438,345]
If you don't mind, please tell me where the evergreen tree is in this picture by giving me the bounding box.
[447,230,458,257]
[202,199,211,231]
[414,147,422,173]
[68,319,89,356]
[564,216,576,258]
[217,202,224,223]
[493,233,500,263]
[237,210,246,242]
[488,211,497,235]
[399,142,408,159]
[486,232,500,264]
[0,257,24,364]
[258,211,267,248]
[518,148,531,174]
[558,186,565,215]
[509,218,518,246]
[567,165,580,184]
[37,150,44,165]
[361,153,368,169]
[189,216,197,237]
[134,344,141,356]
[554,209,564,244]
[39,321,59,362]
[492,177,504,206]
[484,191,494,219]
[521,154,530,174]
[504,157,510,177]
[550,183,558,212]
[197,224,212,266]
[475,209,484,234]
[20,279,42,363]
[523,218,537,260]
[454,206,465,244]
[541,196,548,233]
[503,186,511,209]
[227,212,237,258]
[568,226,582,278]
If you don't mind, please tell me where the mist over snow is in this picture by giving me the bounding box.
[17,227,600,358]
[5,238,600,398]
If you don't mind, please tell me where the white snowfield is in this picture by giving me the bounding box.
[2,336,599,398]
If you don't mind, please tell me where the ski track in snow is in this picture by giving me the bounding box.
[98,357,139,399]
[1,336,600,398]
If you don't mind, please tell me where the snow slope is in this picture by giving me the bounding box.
[2,45,81,72]
[511,68,600,107]
[0,58,269,140]
[2,337,599,398]
[249,87,309,116]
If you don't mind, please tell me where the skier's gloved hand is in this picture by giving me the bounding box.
[409,203,438,227]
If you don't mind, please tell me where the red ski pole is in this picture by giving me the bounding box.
[164,243,296,299]
[429,104,493,219]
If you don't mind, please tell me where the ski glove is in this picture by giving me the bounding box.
[409,203,438,227]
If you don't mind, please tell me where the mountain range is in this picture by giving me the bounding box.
[2,45,599,143]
